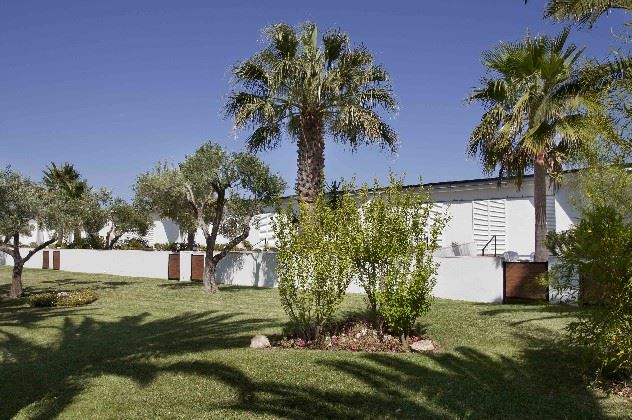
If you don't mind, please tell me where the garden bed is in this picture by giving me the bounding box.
[275,318,438,353]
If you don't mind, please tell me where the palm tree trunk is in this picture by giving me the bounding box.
[296,113,325,203]
[533,157,549,262]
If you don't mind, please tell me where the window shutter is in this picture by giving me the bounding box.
[546,195,556,232]
[473,199,506,254]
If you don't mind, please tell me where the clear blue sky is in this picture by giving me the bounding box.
[1,1,628,198]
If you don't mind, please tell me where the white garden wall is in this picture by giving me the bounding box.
[1,249,504,303]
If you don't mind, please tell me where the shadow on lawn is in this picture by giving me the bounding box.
[0,308,278,419]
[170,329,608,419]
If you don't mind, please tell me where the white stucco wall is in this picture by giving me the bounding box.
[433,256,504,303]
[2,249,504,303]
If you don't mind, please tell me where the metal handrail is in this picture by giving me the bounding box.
[482,235,497,256]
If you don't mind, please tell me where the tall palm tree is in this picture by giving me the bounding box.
[42,162,89,242]
[226,22,398,203]
[541,0,632,147]
[42,162,88,199]
[468,29,606,262]
[542,0,631,26]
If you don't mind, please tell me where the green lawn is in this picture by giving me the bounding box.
[0,266,629,419]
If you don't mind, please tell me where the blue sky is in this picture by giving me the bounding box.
[1,1,629,198]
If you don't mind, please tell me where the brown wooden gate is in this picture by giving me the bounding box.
[52,250,60,270]
[503,262,548,302]
[42,250,49,269]
[191,255,204,281]
[167,253,180,280]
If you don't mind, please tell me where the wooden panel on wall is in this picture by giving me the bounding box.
[42,250,49,269]
[504,262,548,301]
[191,255,204,282]
[52,250,60,270]
[167,254,180,280]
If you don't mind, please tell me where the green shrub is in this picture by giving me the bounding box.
[352,177,449,347]
[64,236,105,249]
[28,289,98,307]
[114,238,152,250]
[275,189,359,341]
[547,166,632,377]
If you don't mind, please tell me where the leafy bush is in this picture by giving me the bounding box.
[28,289,98,307]
[352,177,449,348]
[275,189,359,341]
[63,236,105,249]
[154,242,194,252]
[114,238,153,251]
[547,166,632,377]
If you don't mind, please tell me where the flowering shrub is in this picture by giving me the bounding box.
[28,289,98,307]
[276,319,430,353]
[353,177,449,348]
[275,190,359,341]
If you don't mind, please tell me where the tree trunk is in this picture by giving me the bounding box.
[296,112,325,203]
[202,249,218,294]
[10,263,24,298]
[533,156,549,263]
[73,228,82,243]
[186,231,195,251]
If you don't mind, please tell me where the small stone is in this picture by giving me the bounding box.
[411,339,435,352]
[250,335,271,349]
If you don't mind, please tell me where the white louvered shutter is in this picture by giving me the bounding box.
[546,195,556,232]
[472,199,506,254]
[428,203,445,246]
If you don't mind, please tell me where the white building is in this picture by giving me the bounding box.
[19,172,579,257]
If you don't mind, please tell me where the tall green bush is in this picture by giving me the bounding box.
[547,166,632,376]
[353,177,449,348]
[275,190,359,341]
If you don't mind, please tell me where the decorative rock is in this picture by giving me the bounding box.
[250,335,271,349]
[410,339,435,352]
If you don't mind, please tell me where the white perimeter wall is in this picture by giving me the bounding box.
[2,249,504,303]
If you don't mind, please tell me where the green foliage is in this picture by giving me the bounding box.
[42,162,88,199]
[136,142,285,292]
[468,29,608,184]
[28,289,98,307]
[226,22,398,201]
[542,0,631,27]
[113,238,153,251]
[0,168,47,238]
[353,177,449,343]
[63,236,106,250]
[227,22,398,153]
[275,189,359,341]
[547,166,632,376]
[135,143,285,247]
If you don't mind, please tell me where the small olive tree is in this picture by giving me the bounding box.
[353,177,449,349]
[136,142,285,293]
[0,168,76,298]
[275,189,360,341]
[133,162,198,250]
[82,193,152,250]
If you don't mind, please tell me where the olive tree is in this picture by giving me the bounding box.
[133,162,198,250]
[82,193,152,250]
[135,142,285,293]
[0,168,75,298]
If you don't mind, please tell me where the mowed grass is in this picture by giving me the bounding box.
[0,266,629,419]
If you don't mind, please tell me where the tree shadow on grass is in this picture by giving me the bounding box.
[153,329,611,419]
[0,310,279,419]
